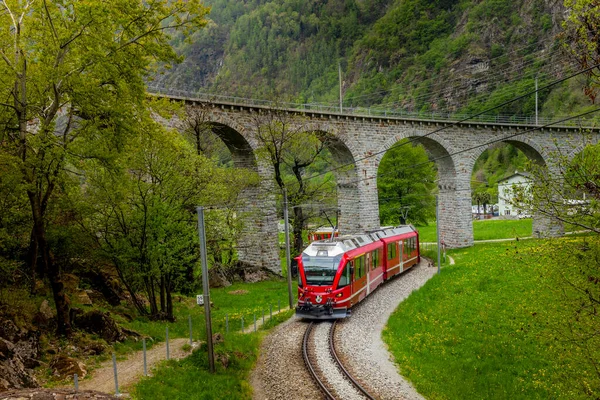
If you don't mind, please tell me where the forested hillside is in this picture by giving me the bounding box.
[155,0,593,118]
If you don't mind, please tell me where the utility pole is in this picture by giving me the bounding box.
[435,195,441,275]
[339,62,343,113]
[283,189,294,309]
[196,206,215,373]
[535,76,538,125]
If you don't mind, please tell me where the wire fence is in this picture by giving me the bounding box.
[69,298,290,395]
[146,85,598,128]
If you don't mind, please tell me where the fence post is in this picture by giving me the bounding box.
[241,316,244,333]
[254,314,257,332]
[270,304,272,320]
[112,353,119,395]
[262,309,265,325]
[188,315,193,346]
[74,374,78,392]
[278,299,281,313]
[166,327,170,360]
[143,338,147,376]
[226,313,229,334]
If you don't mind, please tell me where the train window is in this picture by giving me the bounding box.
[337,264,350,288]
[298,270,303,287]
[354,256,364,279]
[387,243,396,260]
[301,254,338,286]
[372,250,379,270]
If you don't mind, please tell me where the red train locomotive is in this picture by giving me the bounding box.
[296,225,420,319]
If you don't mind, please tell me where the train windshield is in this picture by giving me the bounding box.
[301,254,340,286]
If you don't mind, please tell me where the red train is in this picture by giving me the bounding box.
[296,225,420,319]
[306,226,339,243]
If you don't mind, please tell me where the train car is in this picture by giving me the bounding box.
[296,225,419,319]
[307,226,339,243]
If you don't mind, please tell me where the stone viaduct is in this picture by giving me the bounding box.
[158,94,600,273]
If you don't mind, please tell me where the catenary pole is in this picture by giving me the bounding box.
[339,63,343,113]
[535,77,539,125]
[197,206,215,373]
[283,189,294,309]
[436,195,441,275]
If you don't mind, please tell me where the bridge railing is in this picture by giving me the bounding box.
[146,85,597,128]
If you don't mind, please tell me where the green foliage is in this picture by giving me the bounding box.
[562,0,600,102]
[378,140,436,226]
[513,139,600,234]
[471,143,529,202]
[385,239,600,399]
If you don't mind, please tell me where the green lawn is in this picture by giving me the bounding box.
[384,238,599,399]
[132,309,294,399]
[417,219,533,242]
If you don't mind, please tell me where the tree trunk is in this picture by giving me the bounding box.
[292,206,304,254]
[113,261,148,316]
[28,193,71,336]
[160,275,166,313]
[27,227,39,295]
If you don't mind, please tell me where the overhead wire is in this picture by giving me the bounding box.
[300,61,600,184]
[333,107,600,189]
[336,41,568,106]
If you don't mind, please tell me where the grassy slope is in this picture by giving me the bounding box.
[385,239,595,399]
[417,219,533,242]
[128,279,296,399]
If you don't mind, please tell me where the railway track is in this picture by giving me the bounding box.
[302,321,377,400]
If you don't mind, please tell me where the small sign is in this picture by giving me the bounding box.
[196,295,204,305]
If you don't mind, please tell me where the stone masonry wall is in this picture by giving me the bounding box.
[165,98,599,270]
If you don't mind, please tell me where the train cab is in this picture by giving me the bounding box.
[296,233,384,319]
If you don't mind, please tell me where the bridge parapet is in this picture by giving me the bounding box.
[147,86,599,130]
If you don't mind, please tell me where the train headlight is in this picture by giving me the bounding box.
[335,293,343,298]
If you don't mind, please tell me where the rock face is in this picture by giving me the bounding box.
[0,388,117,399]
[0,320,40,393]
[74,310,138,343]
[49,355,87,380]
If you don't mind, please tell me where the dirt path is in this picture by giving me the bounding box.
[78,338,193,395]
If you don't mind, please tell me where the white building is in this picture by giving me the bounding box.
[497,171,532,217]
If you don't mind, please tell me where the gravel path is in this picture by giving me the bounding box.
[250,317,322,400]
[251,260,436,399]
[78,338,192,395]
[336,261,436,400]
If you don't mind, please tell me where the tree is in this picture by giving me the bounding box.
[79,123,219,320]
[563,0,600,102]
[472,186,492,216]
[253,111,336,254]
[377,140,437,226]
[0,0,207,335]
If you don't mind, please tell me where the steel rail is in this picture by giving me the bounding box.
[329,320,377,400]
[302,322,336,400]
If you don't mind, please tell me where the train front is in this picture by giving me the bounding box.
[296,241,348,319]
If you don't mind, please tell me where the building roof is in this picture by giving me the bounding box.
[498,171,532,183]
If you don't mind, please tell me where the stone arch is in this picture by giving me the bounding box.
[309,128,361,234]
[470,134,561,239]
[378,131,458,179]
[469,135,549,169]
[180,104,280,273]
[378,130,467,246]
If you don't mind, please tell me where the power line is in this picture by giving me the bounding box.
[301,62,600,184]
[336,43,568,106]
[334,107,600,188]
